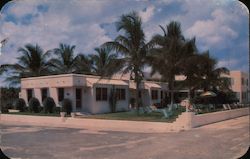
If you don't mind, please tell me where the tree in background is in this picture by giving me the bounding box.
[0,44,51,86]
[47,43,78,74]
[74,54,93,74]
[90,46,123,76]
[0,87,20,112]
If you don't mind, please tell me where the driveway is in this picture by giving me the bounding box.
[0,116,249,159]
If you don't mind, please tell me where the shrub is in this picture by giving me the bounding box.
[54,107,61,114]
[43,97,56,113]
[28,97,40,113]
[61,98,72,115]
[0,105,9,113]
[15,98,26,112]
[4,102,13,109]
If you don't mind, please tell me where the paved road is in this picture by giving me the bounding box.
[0,116,249,159]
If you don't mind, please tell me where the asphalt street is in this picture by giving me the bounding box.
[0,116,249,159]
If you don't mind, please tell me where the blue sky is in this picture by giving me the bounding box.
[0,0,249,83]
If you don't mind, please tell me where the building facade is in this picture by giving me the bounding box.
[19,74,168,114]
[229,71,249,103]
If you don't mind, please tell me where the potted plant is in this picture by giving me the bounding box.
[60,106,66,117]
[71,111,76,118]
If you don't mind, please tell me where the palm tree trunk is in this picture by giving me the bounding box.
[188,88,191,100]
[187,88,192,112]
[135,81,140,115]
[169,80,174,112]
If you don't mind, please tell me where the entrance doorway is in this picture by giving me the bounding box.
[76,88,82,110]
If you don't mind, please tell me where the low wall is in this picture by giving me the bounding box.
[1,108,248,132]
[192,107,249,127]
[0,114,177,133]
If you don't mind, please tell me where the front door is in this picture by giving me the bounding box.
[76,88,82,110]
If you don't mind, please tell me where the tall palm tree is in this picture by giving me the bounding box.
[90,46,123,76]
[48,43,77,74]
[103,11,151,114]
[178,38,202,99]
[0,43,51,86]
[149,21,186,110]
[74,54,93,74]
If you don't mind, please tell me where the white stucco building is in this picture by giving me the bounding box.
[19,74,168,114]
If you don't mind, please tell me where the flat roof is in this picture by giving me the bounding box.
[21,73,128,81]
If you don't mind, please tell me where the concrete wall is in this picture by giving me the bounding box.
[0,114,175,133]
[169,108,249,130]
[192,108,249,127]
[81,87,93,113]
[1,108,248,133]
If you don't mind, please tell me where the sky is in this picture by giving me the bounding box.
[0,0,249,85]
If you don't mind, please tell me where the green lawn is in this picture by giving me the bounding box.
[78,108,185,122]
[6,112,61,117]
[4,108,185,123]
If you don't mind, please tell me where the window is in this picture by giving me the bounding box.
[41,88,48,101]
[96,87,108,101]
[151,90,158,100]
[58,88,64,102]
[160,91,163,99]
[27,89,33,102]
[76,88,82,109]
[116,88,126,100]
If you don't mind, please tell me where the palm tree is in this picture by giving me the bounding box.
[182,51,230,99]
[74,54,93,74]
[197,52,230,91]
[0,44,51,86]
[148,21,186,110]
[47,43,77,74]
[90,46,123,76]
[103,11,151,114]
[178,38,202,99]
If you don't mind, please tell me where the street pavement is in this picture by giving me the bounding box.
[0,116,249,159]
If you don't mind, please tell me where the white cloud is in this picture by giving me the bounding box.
[6,0,45,18]
[217,59,239,69]
[139,5,155,23]
[0,0,113,65]
[186,9,238,49]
